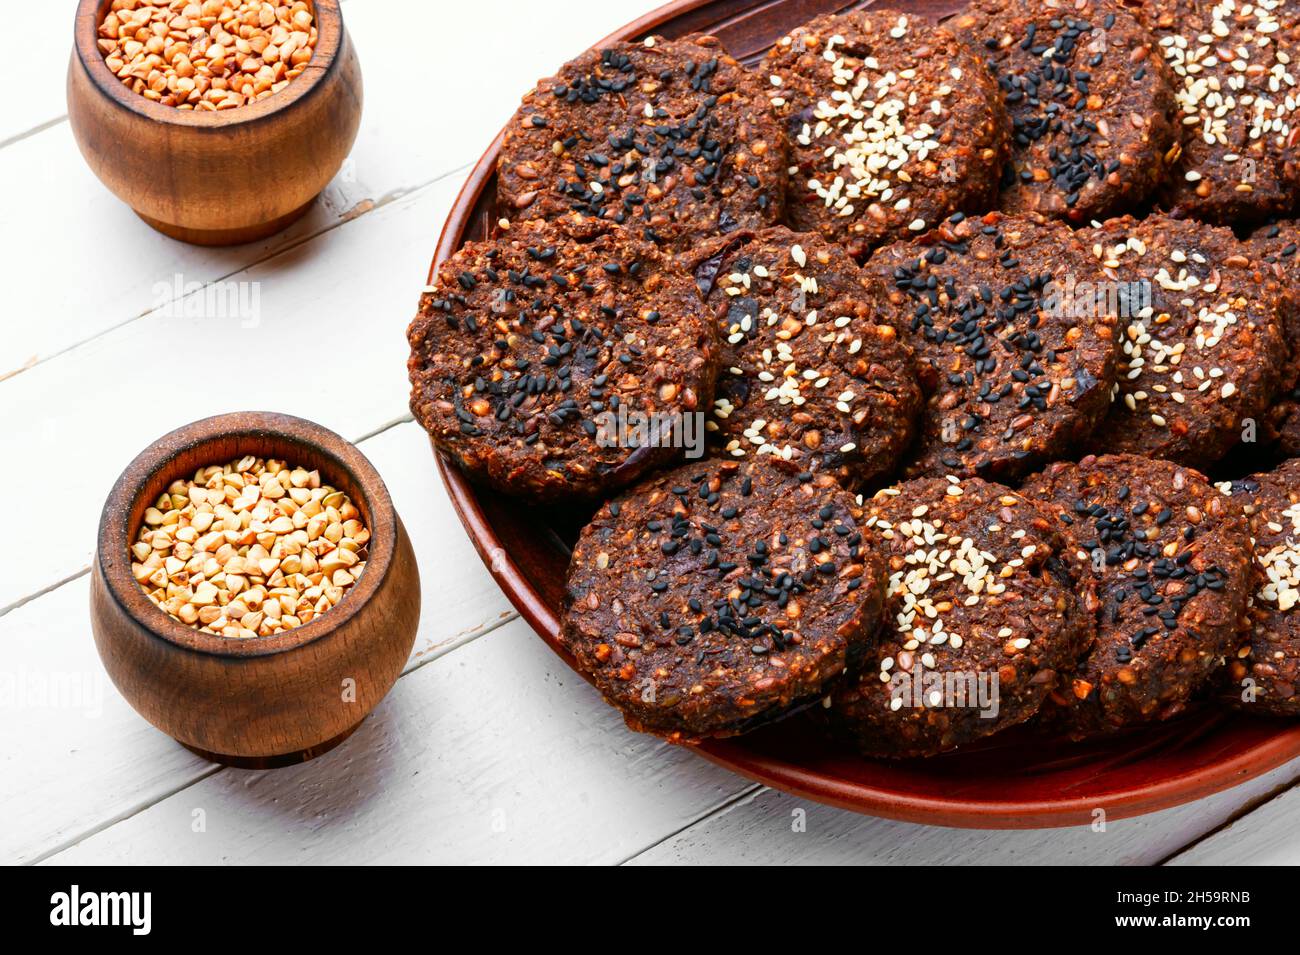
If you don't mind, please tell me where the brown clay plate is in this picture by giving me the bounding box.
[427,0,1300,828]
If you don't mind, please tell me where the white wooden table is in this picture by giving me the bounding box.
[3,0,1296,866]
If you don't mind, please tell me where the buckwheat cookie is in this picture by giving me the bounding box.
[1080,214,1291,468]
[689,226,923,489]
[562,457,888,741]
[825,475,1092,759]
[1271,400,1300,455]
[1144,0,1300,225]
[864,212,1118,481]
[1223,459,1300,715]
[1025,453,1254,738]
[407,218,718,502]
[497,34,785,253]
[763,10,1009,260]
[951,0,1178,222]
[1246,219,1300,455]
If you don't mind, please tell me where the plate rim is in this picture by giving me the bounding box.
[424,0,1300,830]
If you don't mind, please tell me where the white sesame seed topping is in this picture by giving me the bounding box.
[1257,499,1300,612]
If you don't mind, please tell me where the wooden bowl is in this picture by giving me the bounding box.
[92,412,419,768]
[67,0,363,246]
[429,0,1300,827]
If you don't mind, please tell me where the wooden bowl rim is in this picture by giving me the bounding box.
[97,410,397,659]
[427,0,1300,827]
[72,0,345,129]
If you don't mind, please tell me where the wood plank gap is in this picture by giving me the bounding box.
[0,567,89,621]
[402,610,520,676]
[24,597,518,861]
[354,414,415,444]
[0,418,425,622]
[24,763,223,866]
[0,115,67,153]
[1155,770,1300,865]
[2,163,468,384]
[617,782,766,865]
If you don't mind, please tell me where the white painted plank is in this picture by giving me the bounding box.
[0,120,383,381]
[0,420,514,865]
[0,3,74,147]
[338,421,518,665]
[0,178,454,614]
[0,577,217,866]
[1165,781,1300,865]
[42,617,750,865]
[0,0,649,379]
[625,759,1300,865]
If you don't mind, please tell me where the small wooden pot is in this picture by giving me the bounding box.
[67,0,363,246]
[92,412,419,768]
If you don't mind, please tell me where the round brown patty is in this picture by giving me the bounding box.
[1144,0,1300,225]
[1269,408,1300,457]
[864,212,1118,481]
[951,0,1178,222]
[763,9,1009,260]
[562,457,887,741]
[407,218,718,502]
[1079,215,1291,469]
[496,34,786,253]
[689,226,923,489]
[1246,219,1300,455]
[1222,459,1300,715]
[825,475,1091,759]
[1024,453,1254,738]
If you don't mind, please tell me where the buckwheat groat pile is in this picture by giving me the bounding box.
[97,0,318,110]
[132,457,368,638]
[498,34,785,252]
[764,10,1009,259]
